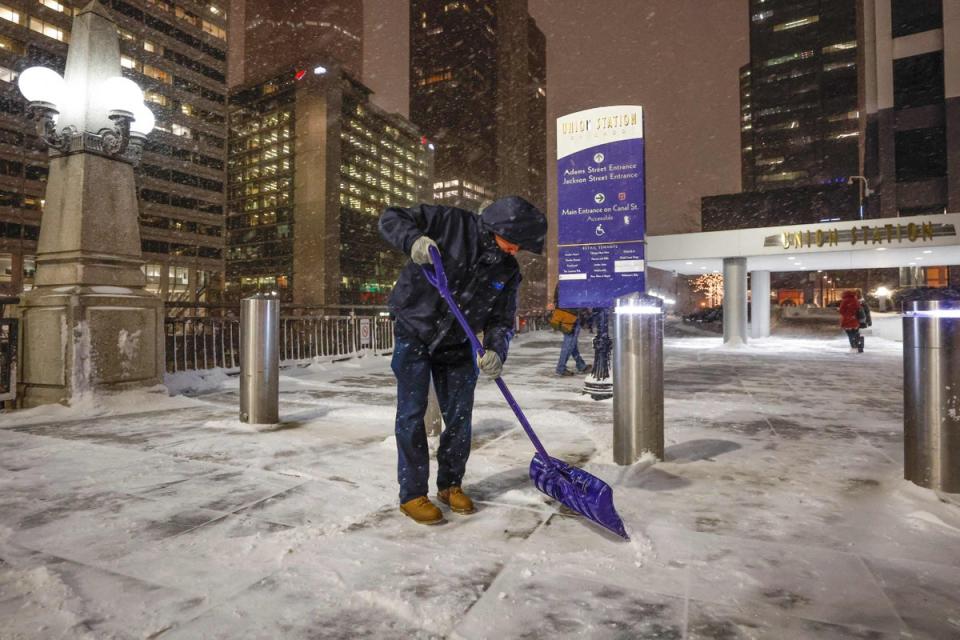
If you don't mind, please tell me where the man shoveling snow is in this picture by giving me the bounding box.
[378,197,547,525]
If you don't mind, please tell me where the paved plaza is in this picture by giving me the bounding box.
[1,331,959,639]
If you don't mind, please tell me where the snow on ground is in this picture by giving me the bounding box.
[1,329,959,639]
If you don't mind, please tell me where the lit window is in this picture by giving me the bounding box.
[120,55,141,71]
[38,0,67,12]
[202,20,226,39]
[143,65,171,83]
[751,10,772,22]
[171,123,192,138]
[0,66,16,83]
[175,6,199,26]
[145,91,168,106]
[0,4,20,24]
[764,51,814,67]
[773,16,819,31]
[143,39,161,53]
[824,61,855,72]
[823,41,856,54]
[29,17,68,42]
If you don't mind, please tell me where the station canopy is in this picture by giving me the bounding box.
[646,212,960,275]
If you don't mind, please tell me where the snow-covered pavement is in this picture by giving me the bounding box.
[1,331,959,639]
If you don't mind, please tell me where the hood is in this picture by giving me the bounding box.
[842,290,858,300]
[480,196,548,255]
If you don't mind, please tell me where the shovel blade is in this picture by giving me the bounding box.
[529,454,629,539]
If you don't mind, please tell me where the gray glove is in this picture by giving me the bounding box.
[410,236,438,265]
[477,351,503,378]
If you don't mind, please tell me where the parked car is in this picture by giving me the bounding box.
[683,306,723,324]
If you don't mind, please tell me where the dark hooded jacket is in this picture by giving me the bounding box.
[379,197,547,361]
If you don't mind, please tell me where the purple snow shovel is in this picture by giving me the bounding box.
[422,246,629,539]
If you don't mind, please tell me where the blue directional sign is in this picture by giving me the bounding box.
[557,106,646,308]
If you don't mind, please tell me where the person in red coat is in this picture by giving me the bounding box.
[839,290,865,352]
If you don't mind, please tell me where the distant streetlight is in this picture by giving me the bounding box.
[847,175,872,221]
[875,286,892,312]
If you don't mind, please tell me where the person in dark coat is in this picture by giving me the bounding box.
[839,290,865,352]
[379,196,547,525]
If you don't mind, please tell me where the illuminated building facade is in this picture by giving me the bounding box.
[0,0,228,301]
[227,64,433,306]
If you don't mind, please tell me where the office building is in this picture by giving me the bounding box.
[227,64,433,306]
[410,0,547,310]
[409,0,545,210]
[227,0,362,87]
[862,0,959,217]
[741,0,860,191]
[0,0,228,302]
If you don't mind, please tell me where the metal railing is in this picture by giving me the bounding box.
[165,311,549,374]
[0,318,17,403]
[164,314,396,373]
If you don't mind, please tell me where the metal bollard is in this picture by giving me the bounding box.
[903,299,960,493]
[612,292,664,464]
[240,293,279,424]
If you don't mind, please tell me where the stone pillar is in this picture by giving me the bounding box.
[723,257,748,345]
[899,266,924,288]
[750,270,771,339]
[19,1,164,407]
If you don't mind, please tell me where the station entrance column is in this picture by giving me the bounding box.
[750,270,771,339]
[723,257,748,345]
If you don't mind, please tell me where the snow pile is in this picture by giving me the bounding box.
[0,386,205,428]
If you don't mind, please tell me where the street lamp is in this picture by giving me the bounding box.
[15,0,165,408]
[847,175,872,221]
[18,65,154,164]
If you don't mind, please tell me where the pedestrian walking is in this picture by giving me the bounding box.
[379,196,547,525]
[839,290,865,353]
[551,285,593,377]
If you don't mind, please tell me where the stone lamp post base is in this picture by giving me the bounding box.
[19,285,164,408]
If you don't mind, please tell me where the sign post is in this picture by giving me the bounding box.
[556,106,647,398]
[359,318,371,349]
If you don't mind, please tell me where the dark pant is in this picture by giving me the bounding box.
[391,329,478,503]
[845,328,863,350]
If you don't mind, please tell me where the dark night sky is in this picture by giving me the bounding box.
[363,0,749,246]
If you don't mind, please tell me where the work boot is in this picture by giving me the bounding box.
[400,496,444,525]
[438,486,476,514]
[858,336,865,353]
[578,364,593,374]
[555,369,575,377]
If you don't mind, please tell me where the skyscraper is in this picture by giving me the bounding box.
[410,0,544,209]
[227,0,362,87]
[0,0,228,302]
[862,0,959,218]
[409,0,547,309]
[741,0,860,191]
[227,64,433,305]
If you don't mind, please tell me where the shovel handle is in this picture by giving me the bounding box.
[422,245,555,467]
